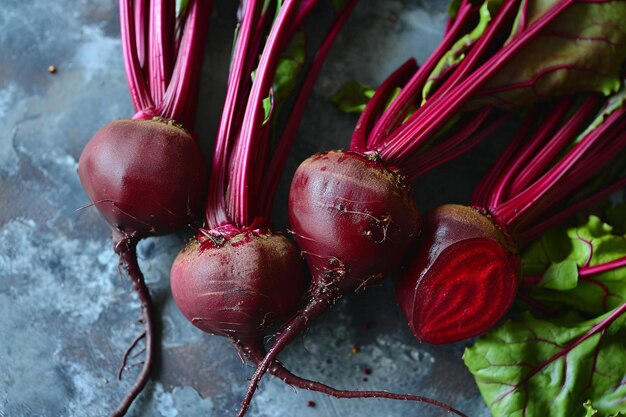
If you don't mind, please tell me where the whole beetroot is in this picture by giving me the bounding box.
[76,1,210,415]
[79,119,206,238]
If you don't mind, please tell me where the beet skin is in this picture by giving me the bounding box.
[289,150,421,295]
[78,118,207,238]
[170,231,306,342]
[395,204,520,344]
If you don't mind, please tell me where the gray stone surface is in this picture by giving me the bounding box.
[0,1,499,416]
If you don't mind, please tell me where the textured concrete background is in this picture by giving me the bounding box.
[0,1,500,416]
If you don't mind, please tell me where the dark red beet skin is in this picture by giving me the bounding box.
[289,150,421,295]
[395,204,520,344]
[170,231,306,341]
[78,118,207,238]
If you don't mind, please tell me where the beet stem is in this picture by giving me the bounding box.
[159,0,211,128]
[260,0,358,216]
[367,1,479,147]
[205,0,262,229]
[508,96,602,196]
[487,98,576,207]
[120,0,153,112]
[518,177,626,242]
[110,235,155,417]
[379,0,572,164]
[148,0,174,105]
[229,0,301,227]
[349,58,418,152]
[496,109,626,231]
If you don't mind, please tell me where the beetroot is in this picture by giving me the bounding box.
[395,205,519,344]
[289,150,421,295]
[171,230,306,343]
[76,1,210,415]
[78,118,206,238]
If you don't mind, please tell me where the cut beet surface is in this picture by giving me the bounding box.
[395,205,520,344]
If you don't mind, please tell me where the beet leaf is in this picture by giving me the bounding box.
[464,307,626,417]
[523,215,626,315]
[471,0,626,108]
[465,210,626,417]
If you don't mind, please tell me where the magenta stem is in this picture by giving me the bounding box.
[509,96,602,197]
[148,0,174,105]
[496,109,625,232]
[349,59,418,152]
[401,108,500,180]
[581,256,626,277]
[260,0,358,218]
[120,0,153,112]
[229,0,302,227]
[159,0,211,129]
[472,109,537,208]
[367,1,478,148]
[377,0,573,164]
[134,0,148,71]
[430,0,520,100]
[205,0,262,229]
[489,97,575,207]
[518,176,626,242]
[523,255,626,288]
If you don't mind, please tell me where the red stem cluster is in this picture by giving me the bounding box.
[345,0,626,187]
[473,95,626,242]
[205,0,357,230]
[120,0,211,129]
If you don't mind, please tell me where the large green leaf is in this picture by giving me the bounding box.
[522,215,626,315]
[464,310,626,417]
[474,1,626,108]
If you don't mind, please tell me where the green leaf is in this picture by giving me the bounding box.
[473,1,626,108]
[464,310,626,417]
[537,259,578,290]
[331,80,376,114]
[521,226,574,277]
[176,0,190,19]
[423,0,504,101]
[573,80,626,144]
[262,95,272,125]
[258,30,307,126]
[332,0,348,13]
[523,215,626,315]
[448,0,462,19]
[584,400,626,417]
[272,30,306,106]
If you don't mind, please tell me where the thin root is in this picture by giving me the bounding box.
[117,331,147,380]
